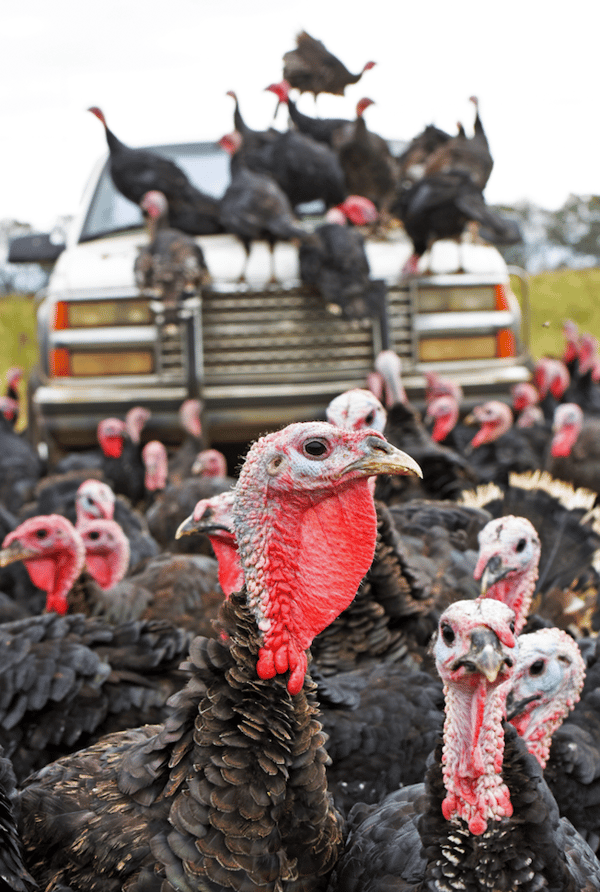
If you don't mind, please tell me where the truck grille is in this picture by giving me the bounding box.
[200,284,414,390]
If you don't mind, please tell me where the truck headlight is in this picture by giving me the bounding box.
[54,299,152,329]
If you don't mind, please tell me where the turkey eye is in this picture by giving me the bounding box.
[515,538,526,553]
[529,659,545,676]
[304,438,328,457]
[365,411,375,426]
[510,621,515,634]
[88,531,100,541]
[35,529,48,539]
[441,623,455,644]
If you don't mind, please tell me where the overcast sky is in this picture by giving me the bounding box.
[3,0,599,231]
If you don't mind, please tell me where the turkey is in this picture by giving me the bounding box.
[134,191,209,303]
[395,123,454,187]
[88,106,223,235]
[465,399,543,485]
[392,170,521,276]
[299,216,385,320]
[474,518,600,853]
[166,398,205,485]
[563,333,600,415]
[266,79,352,146]
[544,633,600,853]
[328,98,398,215]
[329,598,600,891]
[225,90,279,152]
[3,368,22,430]
[98,407,150,505]
[175,490,242,597]
[218,131,307,283]
[534,356,572,421]
[508,626,587,769]
[16,420,421,892]
[140,440,168,502]
[0,397,42,515]
[547,403,600,496]
[282,31,375,100]
[0,611,192,782]
[0,745,36,891]
[461,472,600,633]
[423,95,494,190]
[474,514,542,634]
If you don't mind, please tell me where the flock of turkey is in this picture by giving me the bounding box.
[90,29,521,318]
[2,29,600,892]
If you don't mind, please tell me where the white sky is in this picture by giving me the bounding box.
[2,0,599,231]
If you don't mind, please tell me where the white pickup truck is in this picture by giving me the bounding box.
[10,140,531,458]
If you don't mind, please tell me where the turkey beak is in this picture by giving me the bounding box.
[463,627,509,683]
[479,555,510,594]
[345,436,423,479]
[0,540,38,567]
[175,512,230,539]
[176,514,202,539]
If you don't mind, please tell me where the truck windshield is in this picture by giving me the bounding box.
[79,142,231,242]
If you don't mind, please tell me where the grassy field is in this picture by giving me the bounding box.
[2,268,600,430]
[0,294,38,429]
[514,267,600,360]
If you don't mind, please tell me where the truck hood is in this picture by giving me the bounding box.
[48,228,509,295]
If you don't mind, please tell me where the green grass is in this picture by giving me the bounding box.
[514,267,600,360]
[0,293,39,430]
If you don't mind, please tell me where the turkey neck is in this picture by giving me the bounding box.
[484,561,538,635]
[441,672,513,835]
[164,591,343,890]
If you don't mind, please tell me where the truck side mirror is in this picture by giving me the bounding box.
[8,232,65,266]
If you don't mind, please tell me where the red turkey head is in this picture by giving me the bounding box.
[356,97,374,117]
[6,367,22,389]
[0,515,85,614]
[142,440,168,492]
[88,106,107,126]
[511,382,539,413]
[219,131,243,156]
[468,401,513,448]
[78,518,130,589]
[333,195,378,226]
[474,515,541,635]
[177,490,241,597]
[434,598,517,835]
[140,191,168,221]
[125,406,151,444]
[179,398,203,439]
[550,403,583,458]
[265,80,291,105]
[424,371,463,406]
[326,388,387,433]
[97,418,127,458]
[508,627,585,768]
[75,479,116,523]
[191,449,228,478]
[233,421,422,694]
[425,395,459,443]
[0,397,18,424]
